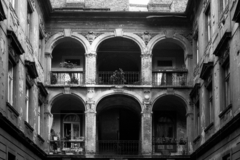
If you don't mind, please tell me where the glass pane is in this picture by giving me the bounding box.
[64,123,71,140]
[73,124,80,139]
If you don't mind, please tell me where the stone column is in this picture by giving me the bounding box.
[29,84,38,141]
[45,52,52,84]
[186,102,194,154]
[141,53,152,85]
[85,101,96,155]
[29,11,39,56]
[44,103,52,151]
[141,101,152,156]
[85,53,97,84]
[185,55,193,85]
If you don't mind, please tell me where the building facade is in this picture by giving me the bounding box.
[0,0,240,159]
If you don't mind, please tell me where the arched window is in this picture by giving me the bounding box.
[156,115,175,138]
[63,114,80,140]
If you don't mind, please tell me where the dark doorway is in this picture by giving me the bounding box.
[98,107,139,141]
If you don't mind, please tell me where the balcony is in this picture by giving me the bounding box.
[97,140,140,156]
[51,69,84,85]
[97,71,140,85]
[49,138,85,155]
[152,70,188,86]
[152,137,188,155]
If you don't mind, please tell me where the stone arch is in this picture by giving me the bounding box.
[151,93,188,112]
[50,93,86,111]
[45,32,91,54]
[147,33,192,58]
[95,92,143,113]
[90,32,146,54]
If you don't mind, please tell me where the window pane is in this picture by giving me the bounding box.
[73,124,80,139]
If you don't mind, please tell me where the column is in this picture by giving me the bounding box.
[29,11,39,56]
[185,54,193,85]
[141,53,152,85]
[85,101,96,155]
[186,102,194,154]
[29,84,40,142]
[141,101,152,156]
[45,52,52,84]
[44,103,52,151]
[85,53,97,84]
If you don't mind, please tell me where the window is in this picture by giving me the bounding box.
[37,82,48,136]
[196,40,199,63]
[195,101,201,136]
[222,153,230,160]
[26,2,33,39]
[38,29,44,63]
[8,62,14,105]
[223,63,230,108]
[63,114,81,140]
[37,105,41,135]
[205,6,212,43]
[8,152,15,160]
[190,83,201,137]
[206,86,213,126]
[25,87,30,122]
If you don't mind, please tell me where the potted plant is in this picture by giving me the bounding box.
[110,68,126,84]
[51,74,57,84]
[70,76,78,84]
[59,61,76,68]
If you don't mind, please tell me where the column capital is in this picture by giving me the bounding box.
[85,52,97,57]
[142,101,152,115]
[45,52,52,58]
[85,101,96,113]
[141,54,152,59]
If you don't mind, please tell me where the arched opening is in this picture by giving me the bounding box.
[152,95,187,155]
[97,37,141,85]
[152,39,187,86]
[96,95,141,155]
[51,38,85,85]
[50,94,85,154]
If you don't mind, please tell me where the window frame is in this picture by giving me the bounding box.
[25,86,30,123]
[8,62,14,105]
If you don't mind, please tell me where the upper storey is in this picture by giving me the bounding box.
[50,0,189,13]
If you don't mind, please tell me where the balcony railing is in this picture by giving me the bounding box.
[51,70,84,85]
[97,140,140,155]
[152,70,188,86]
[152,137,188,155]
[49,139,85,155]
[98,71,140,85]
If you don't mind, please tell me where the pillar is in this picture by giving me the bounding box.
[29,11,39,56]
[44,103,52,151]
[85,101,96,155]
[141,101,152,156]
[29,84,38,141]
[185,54,193,85]
[186,102,194,154]
[45,52,52,84]
[85,53,97,84]
[141,53,152,85]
